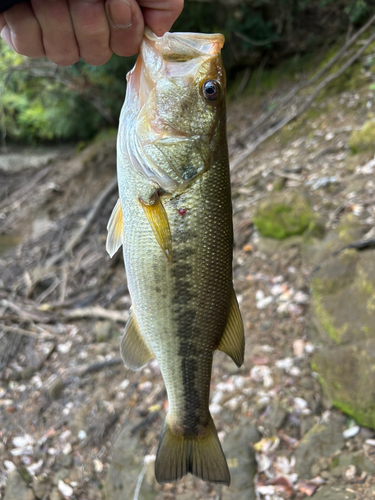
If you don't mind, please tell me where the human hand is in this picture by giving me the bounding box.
[0,0,184,66]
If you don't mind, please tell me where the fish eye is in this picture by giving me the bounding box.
[202,79,220,101]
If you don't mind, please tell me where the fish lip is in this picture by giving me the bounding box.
[144,27,225,57]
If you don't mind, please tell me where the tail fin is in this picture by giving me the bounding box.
[155,415,230,486]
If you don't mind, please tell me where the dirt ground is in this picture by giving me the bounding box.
[1,47,375,500]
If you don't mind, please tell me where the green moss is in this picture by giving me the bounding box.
[349,121,375,153]
[253,191,315,239]
[312,292,348,344]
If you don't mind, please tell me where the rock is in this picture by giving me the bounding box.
[94,320,116,343]
[348,120,375,153]
[60,454,74,468]
[4,470,36,500]
[53,469,69,486]
[45,375,65,400]
[264,402,288,432]
[50,488,63,500]
[32,476,52,500]
[302,214,363,268]
[310,241,375,428]
[221,426,260,500]
[331,452,375,475]
[310,485,356,500]
[295,417,344,478]
[253,190,316,239]
[104,421,156,500]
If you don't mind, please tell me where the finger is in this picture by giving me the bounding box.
[106,0,144,57]
[0,13,15,50]
[68,0,112,66]
[3,2,45,59]
[31,0,79,66]
[140,0,184,36]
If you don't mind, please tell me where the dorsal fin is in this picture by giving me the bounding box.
[217,289,245,367]
[121,309,154,370]
[139,191,172,261]
[106,199,124,258]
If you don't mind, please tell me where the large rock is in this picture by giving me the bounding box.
[253,190,316,239]
[348,120,375,153]
[221,425,260,500]
[311,485,356,500]
[304,214,375,428]
[4,471,36,500]
[294,417,344,478]
[104,420,158,500]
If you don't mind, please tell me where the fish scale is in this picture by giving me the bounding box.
[106,28,244,485]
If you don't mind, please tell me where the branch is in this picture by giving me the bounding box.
[237,12,375,142]
[231,30,375,171]
[46,177,118,266]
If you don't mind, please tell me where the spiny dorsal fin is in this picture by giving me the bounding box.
[217,289,245,367]
[106,199,124,258]
[139,191,172,261]
[121,309,154,370]
[155,414,230,485]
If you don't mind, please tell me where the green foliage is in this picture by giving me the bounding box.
[1,0,375,144]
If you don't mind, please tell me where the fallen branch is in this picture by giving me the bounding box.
[1,299,50,323]
[1,325,55,341]
[59,306,128,323]
[237,13,375,142]
[231,30,375,171]
[46,177,118,266]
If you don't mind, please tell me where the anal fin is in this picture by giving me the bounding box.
[139,191,172,261]
[217,289,245,367]
[106,198,124,258]
[121,309,154,370]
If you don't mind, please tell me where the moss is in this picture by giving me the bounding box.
[348,121,375,153]
[253,191,315,239]
[312,292,349,344]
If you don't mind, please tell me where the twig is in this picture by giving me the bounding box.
[84,357,122,374]
[273,170,303,182]
[237,13,375,142]
[234,31,277,47]
[59,306,128,323]
[46,177,118,266]
[0,299,49,322]
[231,30,375,171]
[36,278,60,305]
[1,325,55,341]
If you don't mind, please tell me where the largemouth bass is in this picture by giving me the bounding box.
[106,28,244,486]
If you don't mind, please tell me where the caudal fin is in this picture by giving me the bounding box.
[155,415,230,485]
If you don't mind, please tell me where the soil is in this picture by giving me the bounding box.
[1,51,375,500]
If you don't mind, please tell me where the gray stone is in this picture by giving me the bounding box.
[220,426,260,500]
[32,476,52,500]
[52,469,69,486]
[311,485,356,500]
[50,488,63,500]
[104,421,156,500]
[60,454,74,468]
[331,453,375,474]
[46,375,65,399]
[265,402,288,431]
[295,417,344,478]
[94,320,115,343]
[4,471,36,500]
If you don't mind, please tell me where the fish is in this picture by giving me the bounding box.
[106,28,244,486]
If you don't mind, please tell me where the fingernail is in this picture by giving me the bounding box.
[107,0,132,30]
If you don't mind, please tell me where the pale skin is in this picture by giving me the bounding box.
[0,0,184,65]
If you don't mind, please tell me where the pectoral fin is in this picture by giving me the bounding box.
[139,191,172,261]
[106,199,124,258]
[121,309,154,370]
[217,289,244,367]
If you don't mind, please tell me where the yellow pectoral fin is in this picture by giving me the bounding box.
[217,289,245,368]
[121,309,154,370]
[106,198,124,258]
[139,191,172,261]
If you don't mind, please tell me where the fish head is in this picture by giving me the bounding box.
[119,29,226,192]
